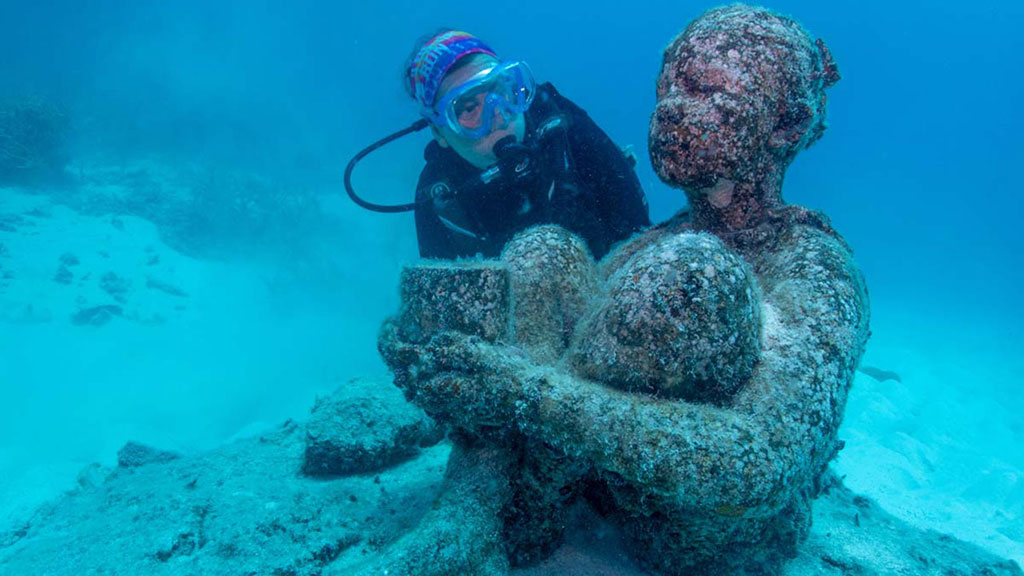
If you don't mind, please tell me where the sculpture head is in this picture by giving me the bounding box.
[650,5,840,230]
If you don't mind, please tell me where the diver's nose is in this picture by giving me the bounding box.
[492,104,510,131]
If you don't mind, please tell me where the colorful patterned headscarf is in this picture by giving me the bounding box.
[407,31,497,111]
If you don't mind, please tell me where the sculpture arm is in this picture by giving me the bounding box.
[382,225,869,518]
[387,333,786,515]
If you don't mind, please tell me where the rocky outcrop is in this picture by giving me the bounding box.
[0,414,1018,576]
[0,402,451,575]
[303,377,441,476]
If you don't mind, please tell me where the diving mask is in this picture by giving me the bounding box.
[423,60,536,140]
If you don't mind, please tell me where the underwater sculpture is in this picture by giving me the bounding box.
[371,5,869,575]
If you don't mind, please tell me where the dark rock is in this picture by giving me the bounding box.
[116,442,180,468]
[0,213,24,232]
[53,264,72,285]
[303,376,441,477]
[24,206,51,218]
[99,271,130,303]
[70,304,122,326]
[146,277,188,297]
[0,523,29,550]
[59,253,79,266]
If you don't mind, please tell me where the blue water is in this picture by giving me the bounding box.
[7,1,1022,305]
[1,0,1021,565]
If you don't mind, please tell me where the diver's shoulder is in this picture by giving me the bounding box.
[421,140,463,175]
[416,141,448,199]
[534,82,588,120]
[537,81,558,96]
[423,139,445,162]
[536,82,567,105]
[529,82,580,125]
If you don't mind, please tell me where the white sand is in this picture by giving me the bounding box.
[836,300,1024,564]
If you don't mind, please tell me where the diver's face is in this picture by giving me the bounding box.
[433,55,525,169]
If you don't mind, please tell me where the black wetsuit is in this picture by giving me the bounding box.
[414,83,650,260]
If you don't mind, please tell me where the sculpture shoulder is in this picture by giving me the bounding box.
[763,218,870,352]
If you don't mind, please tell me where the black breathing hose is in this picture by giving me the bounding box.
[343,119,430,213]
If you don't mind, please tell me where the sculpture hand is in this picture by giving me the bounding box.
[379,320,546,436]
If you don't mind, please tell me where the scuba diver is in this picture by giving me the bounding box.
[345,30,650,260]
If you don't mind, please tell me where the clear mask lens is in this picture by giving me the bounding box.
[432,61,536,139]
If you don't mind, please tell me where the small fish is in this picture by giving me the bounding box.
[858,365,902,383]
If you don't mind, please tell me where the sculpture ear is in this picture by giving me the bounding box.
[771,38,839,152]
[770,101,815,151]
[816,38,840,88]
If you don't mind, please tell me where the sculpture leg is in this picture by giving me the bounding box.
[614,489,813,576]
[345,438,513,576]
[502,439,587,567]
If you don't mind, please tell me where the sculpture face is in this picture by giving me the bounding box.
[651,32,769,190]
[649,5,840,219]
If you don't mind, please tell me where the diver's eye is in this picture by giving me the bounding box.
[454,92,486,124]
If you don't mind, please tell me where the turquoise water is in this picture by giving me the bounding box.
[1,0,1021,567]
